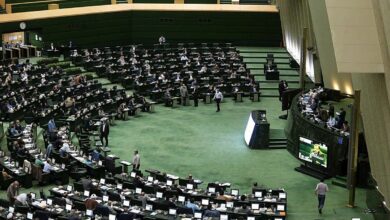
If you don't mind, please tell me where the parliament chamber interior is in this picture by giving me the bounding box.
[0,0,390,220]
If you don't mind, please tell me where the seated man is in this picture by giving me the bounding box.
[43,159,54,173]
[186,198,200,213]
[91,149,100,162]
[85,194,98,211]
[204,204,220,217]
[15,193,31,206]
[164,89,173,107]
[59,142,71,158]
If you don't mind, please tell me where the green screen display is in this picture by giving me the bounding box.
[299,137,328,168]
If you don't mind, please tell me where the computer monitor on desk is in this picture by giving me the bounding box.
[277,204,285,211]
[254,191,263,198]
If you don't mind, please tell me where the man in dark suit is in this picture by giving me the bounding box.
[192,86,199,107]
[100,118,109,147]
[278,80,288,101]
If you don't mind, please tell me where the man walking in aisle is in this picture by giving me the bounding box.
[213,88,223,112]
[315,179,329,214]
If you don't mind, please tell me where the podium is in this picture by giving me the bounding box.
[120,161,132,174]
[235,92,243,102]
[252,92,260,102]
[244,110,270,149]
[205,93,212,104]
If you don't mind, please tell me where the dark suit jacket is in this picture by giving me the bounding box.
[100,123,109,136]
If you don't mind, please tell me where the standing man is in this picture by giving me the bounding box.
[7,181,20,204]
[213,88,223,112]
[192,85,199,107]
[180,83,188,106]
[315,179,329,214]
[48,118,56,133]
[100,118,110,147]
[132,150,140,170]
[278,80,288,101]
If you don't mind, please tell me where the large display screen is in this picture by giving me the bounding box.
[298,137,328,168]
[244,114,255,145]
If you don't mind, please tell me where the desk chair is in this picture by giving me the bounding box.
[0,199,10,208]
[73,200,86,211]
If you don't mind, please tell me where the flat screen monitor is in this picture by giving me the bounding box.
[186,183,194,190]
[66,204,72,211]
[194,212,202,219]
[178,196,185,202]
[135,188,142,194]
[299,137,328,168]
[146,204,153,211]
[279,192,286,199]
[67,185,73,191]
[47,198,53,206]
[226,201,234,208]
[100,179,105,184]
[254,191,262,198]
[27,212,33,219]
[103,195,109,202]
[277,204,285,211]
[208,187,216,193]
[147,176,154,182]
[167,180,173,186]
[123,200,130,207]
[201,199,209,206]
[244,114,255,145]
[84,190,90,197]
[231,189,239,196]
[86,209,93,216]
[156,192,163,199]
[251,203,259,210]
[130,172,136,178]
[220,214,228,220]
[109,214,116,220]
[168,209,176,215]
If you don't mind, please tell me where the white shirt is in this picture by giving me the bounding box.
[214,91,223,100]
[327,117,336,127]
[315,182,329,195]
[132,154,140,166]
[16,193,28,205]
[60,143,71,153]
[43,162,53,173]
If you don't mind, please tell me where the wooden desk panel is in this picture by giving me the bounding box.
[0,4,278,23]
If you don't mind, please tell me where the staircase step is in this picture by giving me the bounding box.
[269,138,287,142]
[255,75,300,82]
[332,180,347,188]
[251,69,299,76]
[243,58,290,64]
[237,47,287,53]
[240,52,291,58]
[268,145,287,149]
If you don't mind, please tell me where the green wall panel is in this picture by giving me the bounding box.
[0,10,282,47]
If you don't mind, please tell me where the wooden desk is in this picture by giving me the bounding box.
[0,4,278,24]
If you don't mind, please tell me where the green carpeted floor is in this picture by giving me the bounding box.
[10,48,373,220]
[104,98,371,220]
